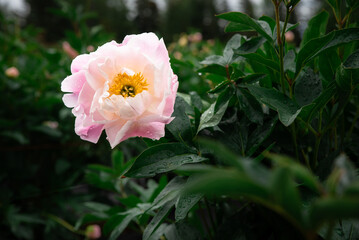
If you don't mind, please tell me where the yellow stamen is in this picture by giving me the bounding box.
[108,72,148,98]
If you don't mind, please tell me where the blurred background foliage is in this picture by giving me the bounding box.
[0,0,358,239]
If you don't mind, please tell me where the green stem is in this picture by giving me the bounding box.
[281,9,290,44]
[45,213,85,235]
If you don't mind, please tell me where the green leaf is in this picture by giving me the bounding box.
[143,200,176,240]
[246,117,278,156]
[164,222,202,240]
[198,64,229,78]
[298,82,337,123]
[126,143,207,178]
[344,49,359,69]
[270,168,303,224]
[301,10,329,48]
[294,67,323,107]
[151,177,186,209]
[318,49,341,84]
[189,91,203,112]
[197,138,244,170]
[197,88,231,133]
[224,22,254,33]
[237,53,280,72]
[296,28,359,76]
[200,55,226,67]
[336,64,359,91]
[175,176,203,221]
[268,154,321,193]
[234,37,266,55]
[166,96,193,142]
[223,34,242,63]
[309,198,359,229]
[183,168,270,200]
[284,50,296,74]
[107,207,145,240]
[217,12,273,42]
[84,202,111,212]
[208,80,231,94]
[239,73,267,85]
[259,16,276,33]
[246,85,301,126]
[236,88,264,125]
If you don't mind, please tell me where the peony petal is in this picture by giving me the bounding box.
[62,93,78,108]
[61,71,86,93]
[75,119,104,143]
[78,82,95,115]
[71,54,91,73]
[105,120,165,148]
[85,58,107,90]
[163,74,179,116]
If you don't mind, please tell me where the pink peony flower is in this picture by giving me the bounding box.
[61,33,178,148]
[85,225,101,239]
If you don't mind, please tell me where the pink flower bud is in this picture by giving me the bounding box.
[5,67,19,78]
[285,31,295,43]
[85,225,101,239]
[62,41,79,59]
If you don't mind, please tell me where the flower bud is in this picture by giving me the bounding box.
[85,225,101,239]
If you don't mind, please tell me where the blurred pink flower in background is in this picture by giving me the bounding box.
[85,225,101,239]
[61,33,178,148]
[5,67,19,78]
[62,41,79,59]
[285,31,295,43]
[188,32,203,43]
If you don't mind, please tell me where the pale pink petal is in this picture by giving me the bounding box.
[86,58,107,90]
[75,115,104,143]
[77,82,95,115]
[61,71,86,93]
[163,74,179,116]
[62,93,78,108]
[105,119,129,148]
[105,120,165,148]
[71,54,91,73]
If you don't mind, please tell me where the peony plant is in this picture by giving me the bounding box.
[59,1,359,240]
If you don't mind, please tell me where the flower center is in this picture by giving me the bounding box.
[108,72,148,98]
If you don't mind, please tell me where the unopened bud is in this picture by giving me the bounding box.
[85,225,101,239]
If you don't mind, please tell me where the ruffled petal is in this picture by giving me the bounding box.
[71,54,90,73]
[61,71,86,93]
